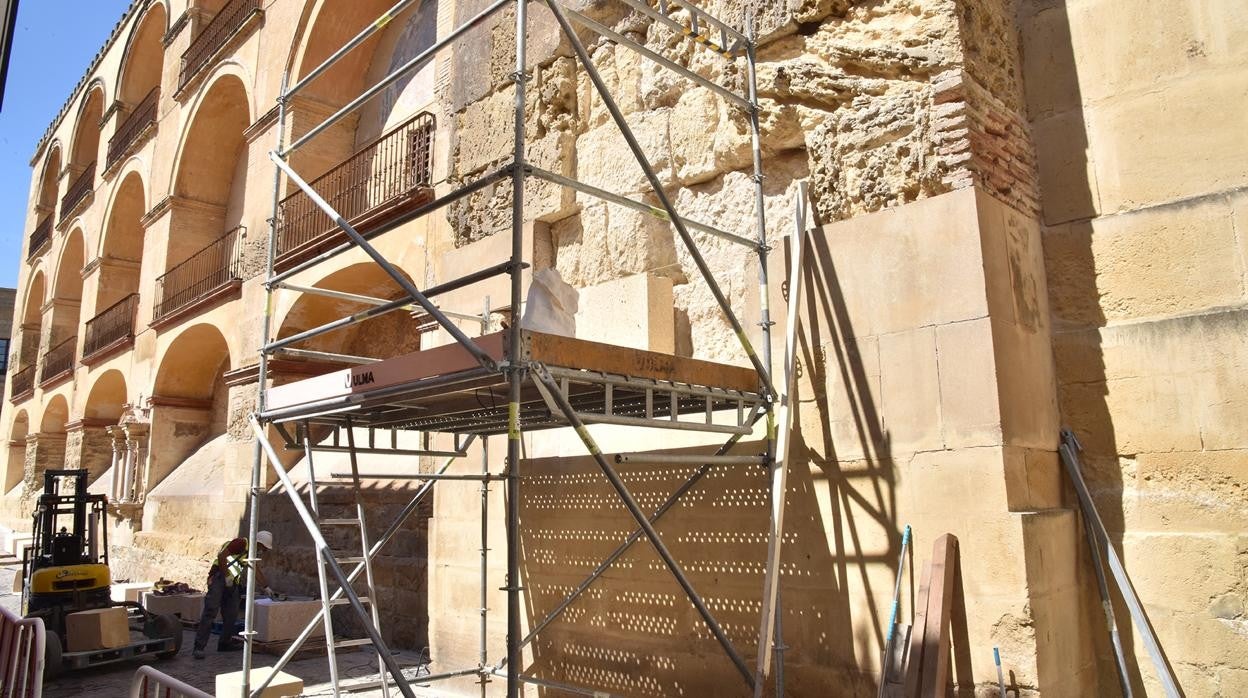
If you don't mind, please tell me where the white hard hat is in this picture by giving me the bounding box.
[256,531,274,550]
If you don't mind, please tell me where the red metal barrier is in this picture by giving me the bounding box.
[0,605,44,698]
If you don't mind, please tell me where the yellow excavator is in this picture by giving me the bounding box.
[20,469,181,675]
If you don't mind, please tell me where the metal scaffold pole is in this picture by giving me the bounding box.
[506,0,528,695]
[242,71,289,698]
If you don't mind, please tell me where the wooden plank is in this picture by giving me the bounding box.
[903,561,932,698]
[522,330,762,394]
[266,329,763,415]
[919,534,958,698]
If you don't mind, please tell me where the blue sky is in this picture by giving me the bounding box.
[0,0,132,289]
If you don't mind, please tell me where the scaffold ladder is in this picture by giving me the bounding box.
[300,418,392,698]
[249,416,417,698]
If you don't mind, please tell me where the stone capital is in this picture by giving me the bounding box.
[82,255,142,278]
[147,395,213,411]
[141,195,226,230]
[27,432,67,446]
[41,297,81,315]
[65,418,115,433]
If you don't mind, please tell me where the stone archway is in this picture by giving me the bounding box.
[62,87,105,221]
[116,4,166,106]
[30,146,60,252]
[276,262,423,366]
[45,229,86,382]
[6,411,29,494]
[16,271,46,372]
[25,395,70,495]
[147,324,231,490]
[282,0,442,188]
[157,73,252,324]
[87,172,146,359]
[72,370,129,489]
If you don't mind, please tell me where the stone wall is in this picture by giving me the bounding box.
[442,0,1041,363]
[1019,0,1248,695]
[423,1,1089,695]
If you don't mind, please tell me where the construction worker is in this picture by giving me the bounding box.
[193,530,275,659]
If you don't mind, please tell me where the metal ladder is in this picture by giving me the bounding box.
[301,417,392,698]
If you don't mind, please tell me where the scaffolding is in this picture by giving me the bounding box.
[240,0,807,696]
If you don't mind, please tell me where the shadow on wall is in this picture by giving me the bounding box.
[1021,3,1152,695]
[513,232,918,696]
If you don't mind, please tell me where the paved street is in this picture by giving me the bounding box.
[0,563,435,697]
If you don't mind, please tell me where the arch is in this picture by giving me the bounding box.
[6,410,29,492]
[291,0,439,110]
[148,323,231,489]
[96,171,148,313]
[40,395,69,435]
[53,229,86,302]
[85,370,128,422]
[276,262,421,361]
[9,411,29,443]
[171,70,251,204]
[69,85,106,170]
[116,2,168,105]
[166,69,252,271]
[153,323,232,401]
[48,230,86,356]
[99,167,149,260]
[22,271,46,328]
[36,145,62,215]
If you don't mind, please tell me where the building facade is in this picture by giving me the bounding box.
[1,0,1244,695]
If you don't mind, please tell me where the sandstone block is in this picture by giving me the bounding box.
[1029,110,1100,226]
[1088,67,1248,212]
[253,598,325,643]
[1055,196,1243,326]
[1018,510,1078,597]
[1002,448,1062,512]
[670,90,720,186]
[7,533,32,556]
[1018,2,1081,118]
[991,317,1060,450]
[575,273,674,353]
[805,336,883,463]
[65,607,130,653]
[576,110,672,197]
[143,591,205,621]
[110,581,153,605]
[216,668,303,698]
[935,318,1002,449]
[879,327,943,454]
[806,188,990,339]
[1057,0,1248,103]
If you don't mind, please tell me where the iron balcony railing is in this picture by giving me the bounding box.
[10,365,34,399]
[39,337,76,384]
[107,88,160,169]
[275,112,436,260]
[84,294,140,359]
[179,0,261,89]
[28,217,52,260]
[61,162,96,222]
[153,226,245,323]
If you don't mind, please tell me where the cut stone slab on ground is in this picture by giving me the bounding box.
[0,564,433,697]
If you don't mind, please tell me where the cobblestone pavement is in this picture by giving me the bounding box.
[0,563,435,697]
